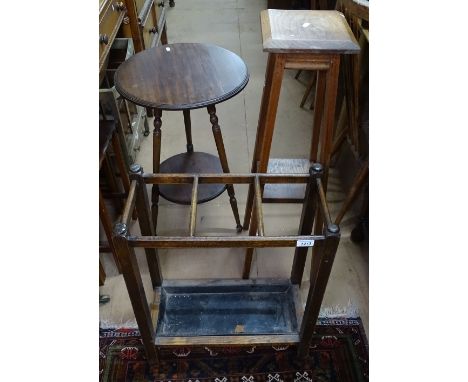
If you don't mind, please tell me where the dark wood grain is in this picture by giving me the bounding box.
[331,0,369,225]
[113,223,159,365]
[115,42,248,230]
[142,172,310,184]
[129,164,163,288]
[299,71,316,108]
[102,154,123,211]
[243,53,286,230]
[208,105,242,231]
[242,176,265,279]
[338,0,369,22]
[99,260,106,286]
[99,121,115,168]
[318,54,341,189]
[99,119,134,272]
[291,164,322,285]
[242,10,359,228]
[334,160,368,224]
[129,235,326,249]
[158,152,226,204]
[99,189,122,273]
[183,109,193,153]
[111,134,130,190]
[298,233,340,358]
[310,70,327,161]
[151,109,162,232]
[243,195,260,279]
[243,53,276,229]
[115,43,249,110]
[124,0,145,52]
[316,178,334,229]
[99,0,126,72]
[113,169,341,362]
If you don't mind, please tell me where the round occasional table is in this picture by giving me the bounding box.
[115,43,249,232]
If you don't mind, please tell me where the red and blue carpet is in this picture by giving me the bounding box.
[99,318,368,382]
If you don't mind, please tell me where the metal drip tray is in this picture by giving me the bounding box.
[155,279,302,346]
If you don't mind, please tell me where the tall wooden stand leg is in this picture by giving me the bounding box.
[300,72,316,109]
[309,70,327,162]
[130,164,163,288]
[318,55,341,190]
[330,101,348,159]
[161,23,168,45]
[111,133,137,220]
[113,223,159,366]
[183,109,193,153]
[243,53,286,230]
[242,236,256,279]
[307,57,342,303]
[335,160,368,225]
[351,54,360,152]
[112,103,133,166]
[126,0,144,53]
[291,164,322,285]
[99,189,122,273]
[99,260,106,286]
[111,134,131,193]
[207,105,242,232]
[298,227,340,358]
[103,154,123,211]
[152,109,162,232]
[242,179,262,279]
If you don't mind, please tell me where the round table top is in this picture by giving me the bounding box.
[114,43,249,110]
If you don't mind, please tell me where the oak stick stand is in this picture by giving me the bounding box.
[113,163,340,368]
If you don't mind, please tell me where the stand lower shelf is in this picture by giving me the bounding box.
[154,279,303,346]
[263,158,310,203]
[159,152,227,204]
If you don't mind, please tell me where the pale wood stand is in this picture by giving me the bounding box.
[242,10,360,279]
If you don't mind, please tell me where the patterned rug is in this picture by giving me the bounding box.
[99,318,368,382]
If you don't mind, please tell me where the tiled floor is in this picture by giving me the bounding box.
[99,0,369,336]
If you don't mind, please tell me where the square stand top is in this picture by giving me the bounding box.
[261,9,360,54]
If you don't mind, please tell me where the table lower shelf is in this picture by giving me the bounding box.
[154,279,302,346]
[159,152,227,204]
[263,158,310,203]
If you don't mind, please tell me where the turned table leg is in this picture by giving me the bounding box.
[207,105,242,232]
[183,109,193,153]
[152,109,162,232]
